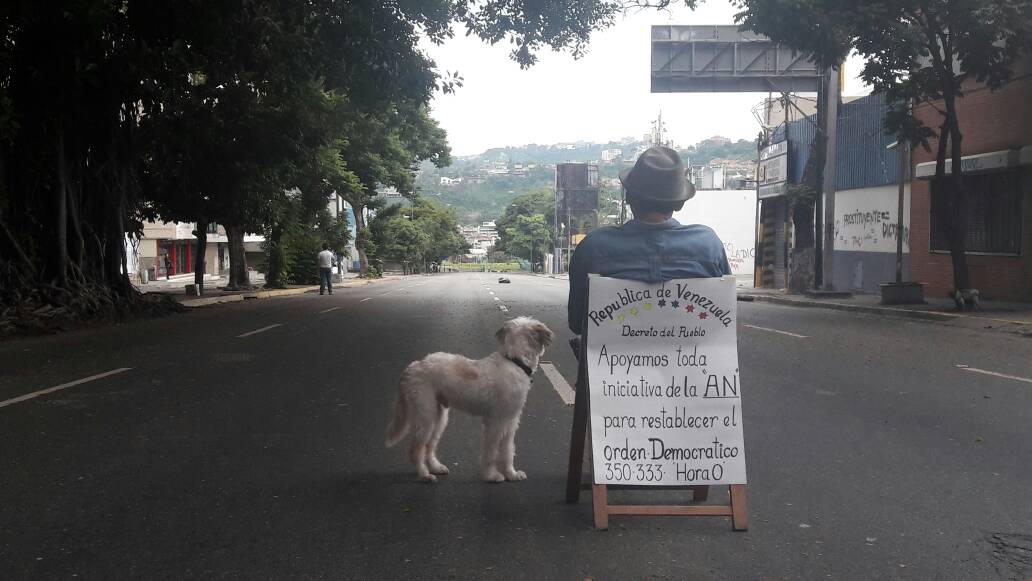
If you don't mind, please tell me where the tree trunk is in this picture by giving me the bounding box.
[0,215,34,276]
[66,181,85,274]
[194,219,207,294]
[945,101,971,291]
[107,195,131,297]
[53,130,69,288]
[266,224,285,288]
[226,225,250,290]
[352,204,369,276]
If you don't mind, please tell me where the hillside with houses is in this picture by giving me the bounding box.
[414,135,757,224]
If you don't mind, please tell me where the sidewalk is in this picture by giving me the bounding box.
[135,272,392,308]
[738,287,1032,332]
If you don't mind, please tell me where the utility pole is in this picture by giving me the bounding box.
[816,66,840,290]
[895,139,909,283]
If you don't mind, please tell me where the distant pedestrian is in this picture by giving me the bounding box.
[317,243,334,295]
[164,254,172,280]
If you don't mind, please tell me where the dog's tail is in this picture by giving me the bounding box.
[385,387,410,448]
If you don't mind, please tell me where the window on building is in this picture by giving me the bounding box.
[930,170,1022,254]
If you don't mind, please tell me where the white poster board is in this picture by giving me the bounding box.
[586,274,747,486]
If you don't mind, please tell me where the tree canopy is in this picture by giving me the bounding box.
[0,0,631,331]
[370,199,468,272]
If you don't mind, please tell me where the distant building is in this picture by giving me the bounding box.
[554,163,600,274]
[601,148,623,162]
[380,186,404,199]
[704,135,732,146]
[439,176,462,186]
[691,166,726,190]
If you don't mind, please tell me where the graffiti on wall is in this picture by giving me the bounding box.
[833,187,911,253]
[723,242,756,273]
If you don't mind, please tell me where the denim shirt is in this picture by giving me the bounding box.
[567,218,731,333]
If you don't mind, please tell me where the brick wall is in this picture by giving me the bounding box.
[909,64,1032,301]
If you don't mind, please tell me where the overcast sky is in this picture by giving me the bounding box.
[422,1,868,157]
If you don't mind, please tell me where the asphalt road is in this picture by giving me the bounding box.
[1,273,1031,580]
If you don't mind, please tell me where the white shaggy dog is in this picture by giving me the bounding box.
[385,317,554,482]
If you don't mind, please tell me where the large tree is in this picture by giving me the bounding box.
[735,0,1032,292]
[337,105,451,276]
[0,0,640,329]
[503,214,552,271]
[494,188,556,255]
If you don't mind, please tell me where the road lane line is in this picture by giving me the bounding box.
[493,297,500,301]
[360,297,372,302]
[955,365,1032,384]
[236,324,283,338]
[742,324,808,338]
[0,368,132,409]
[498,305,509,313]
[319,306,341,314]
[539,362,575,406]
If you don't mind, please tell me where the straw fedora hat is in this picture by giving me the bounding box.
[619,146,695,203]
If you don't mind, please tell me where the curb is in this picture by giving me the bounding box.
[180,277,391,308]
[738,293,960,322]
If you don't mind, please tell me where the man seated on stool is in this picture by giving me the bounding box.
[567,146,732,339]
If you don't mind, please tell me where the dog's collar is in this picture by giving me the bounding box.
[506,356,535,378]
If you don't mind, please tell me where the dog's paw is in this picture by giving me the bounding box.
[504,469,527,481]
[428,461,450,475]
[482,471,505,483]
[418,473,438,483]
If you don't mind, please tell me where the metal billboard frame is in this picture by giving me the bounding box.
[651,25,821,94]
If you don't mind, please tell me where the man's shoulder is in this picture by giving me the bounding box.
[671,222,718,235]
[581,225,623,242]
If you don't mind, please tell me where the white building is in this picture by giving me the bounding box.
[601,148,623,162]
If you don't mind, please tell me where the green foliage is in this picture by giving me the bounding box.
[369,199,468,271]
[442,261,523,272]
[503,214,552,269]
[265,207,352,288]
[418,136,757,224]
[381,218,431,267]
[495,189,555,254]
[678,139,757,166]
[0,0,648,317]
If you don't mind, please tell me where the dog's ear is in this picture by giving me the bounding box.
[495,324,509,344]
[531,322,554,349]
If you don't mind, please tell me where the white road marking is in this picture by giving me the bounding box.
[360,297,372,302]
[742,324,808,338]
[493,297,500,301]
[498,305,509,313]
[0,368,132,409]
[319,306,341,314]
[955,365,1032,384]
[539,362,575,406]
[236,324,283,338]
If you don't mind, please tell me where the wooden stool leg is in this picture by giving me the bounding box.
[691,485,710,502]
[592,484,609,530]
[565,375,589,503]
[730,484,749,531]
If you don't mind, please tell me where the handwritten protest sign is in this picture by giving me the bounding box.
[586,274,747,486]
